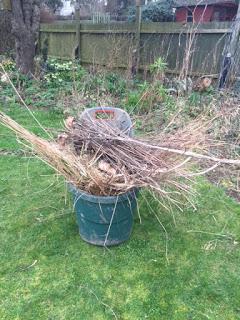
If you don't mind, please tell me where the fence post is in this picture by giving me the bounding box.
[75,3,81,62]
[132,0,142,77]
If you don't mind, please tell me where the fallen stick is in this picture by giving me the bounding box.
[119,136,240,166]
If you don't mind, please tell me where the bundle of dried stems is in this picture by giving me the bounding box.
[0,111,239,209]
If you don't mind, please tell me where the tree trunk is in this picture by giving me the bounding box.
[11,0,40,75]
[15,33,36,74]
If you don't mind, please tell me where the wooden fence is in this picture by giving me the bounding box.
[39,21,233,77]
[92,12,111,24]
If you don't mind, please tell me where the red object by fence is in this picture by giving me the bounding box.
[175,2,238,23]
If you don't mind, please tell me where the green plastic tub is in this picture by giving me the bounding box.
[69,185,138,246]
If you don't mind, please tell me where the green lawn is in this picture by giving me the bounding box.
[0,107,240,320]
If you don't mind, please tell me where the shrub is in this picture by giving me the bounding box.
[43,59,86,87]
[128,0,174,22]
[105,73,127,97]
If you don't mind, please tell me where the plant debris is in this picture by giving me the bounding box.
[0,110,239,210]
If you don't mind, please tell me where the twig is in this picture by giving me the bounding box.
[187,230,234,240]
[80,285,118,320]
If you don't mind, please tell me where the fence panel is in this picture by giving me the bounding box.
[39,21,233,76]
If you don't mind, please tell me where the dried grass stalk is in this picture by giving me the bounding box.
[0,111,239,207]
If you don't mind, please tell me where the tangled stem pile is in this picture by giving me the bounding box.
[0,111,239,209]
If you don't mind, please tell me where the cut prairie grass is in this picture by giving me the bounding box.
[0,110,239,215]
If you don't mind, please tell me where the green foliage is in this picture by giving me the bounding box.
[150,57,168,75]
[128,0,174,22]
[1,58,15,71]
[125,81,174,115]
[142,0,174,22]
[125,91,141,113]
[0,56,238,147]
[44,59,86,87]
[41,59,127,97]
[185,91,215,118]
[105,73,127,97]
[124,57,171,115]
